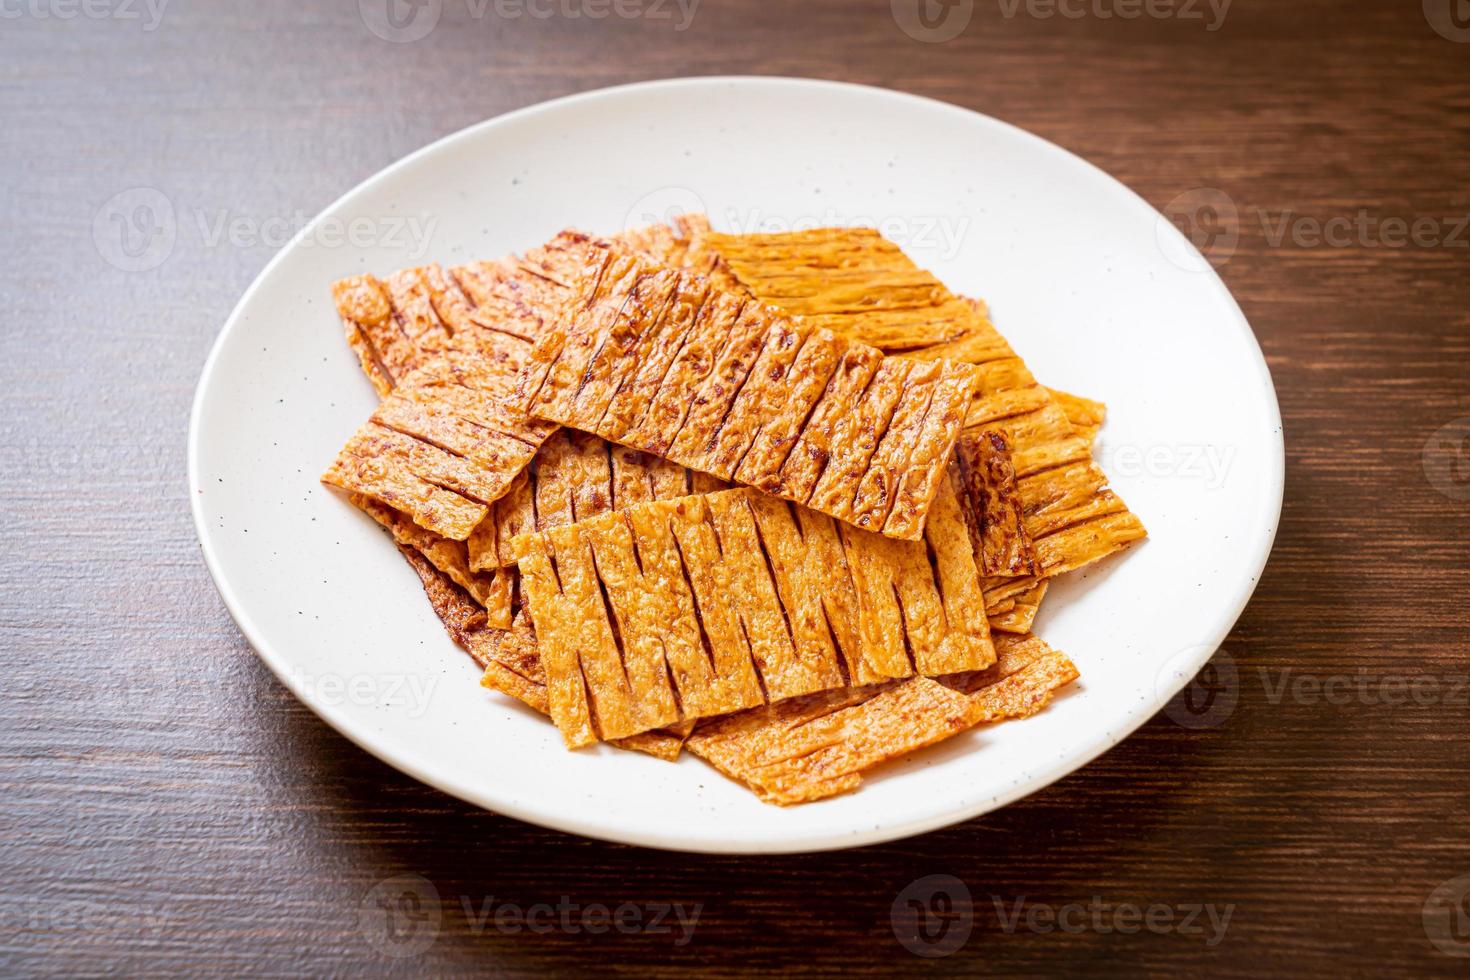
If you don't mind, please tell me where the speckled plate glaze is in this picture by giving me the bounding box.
[189,77,1283,854]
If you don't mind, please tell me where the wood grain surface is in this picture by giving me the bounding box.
[2,0,1468,975]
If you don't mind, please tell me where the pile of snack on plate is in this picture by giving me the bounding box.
[321,216,1145,805]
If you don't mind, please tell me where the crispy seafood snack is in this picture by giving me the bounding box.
[321,220,1147,804]
[700,227,1146,576]
[322,355,559,541]
[1047,387,1107,446]
[953,430,1038,578]
[700,227,971,352]
[331,223,739,569]
[619,213,748,292]
[467,429,721,571]
[987,581,1049,635]
[511,485,995,748]
[840,474,995,680]
[330,233,598,396]
[331,221,738,399]
[686,633,1079,805]
[514,236,980,541]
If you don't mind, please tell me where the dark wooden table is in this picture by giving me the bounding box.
[4,0,1468,974]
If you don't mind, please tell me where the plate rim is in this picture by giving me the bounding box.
[188,75,1285,854]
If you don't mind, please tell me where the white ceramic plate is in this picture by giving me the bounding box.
[190,77,1282,854]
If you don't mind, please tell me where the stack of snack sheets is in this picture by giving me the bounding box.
[322,216,1145,806]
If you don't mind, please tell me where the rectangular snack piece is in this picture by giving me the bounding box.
[322,355,560,541]
[621,212,750,293]
[329,222,745,564]
[840,471,995,679]
[966,397,1092,631]
[514,236,979,541]
[743,494,870,686]
[953,430,1038,578]
[331,220,739,401]
[330,236,593,397]
[699,227,970,351]
[515,496,757,747]
[1047,387,1106,445]
[988,581,1049,635]
[467,432,722,571]
[511,485,994,748]
[700,227,1145,575]
[686,633,1079,806]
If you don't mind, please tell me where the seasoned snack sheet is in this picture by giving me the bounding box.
[322,355,560,540]
[1047,387,1107,445]
[699,226,1146,576]
[514,235,980,541]
[512,483,996,748]
[963,387,1098,632]
[321,218,1141,800]
[685,633,1079,805]
[331,221,734,564]
[468,429,723,571]
[329,232,598,396]
[987,581,1049,635]
[330,221,729,398]
[619,213,748,293]
[701,227,972,351]
[953,429,1039,578]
